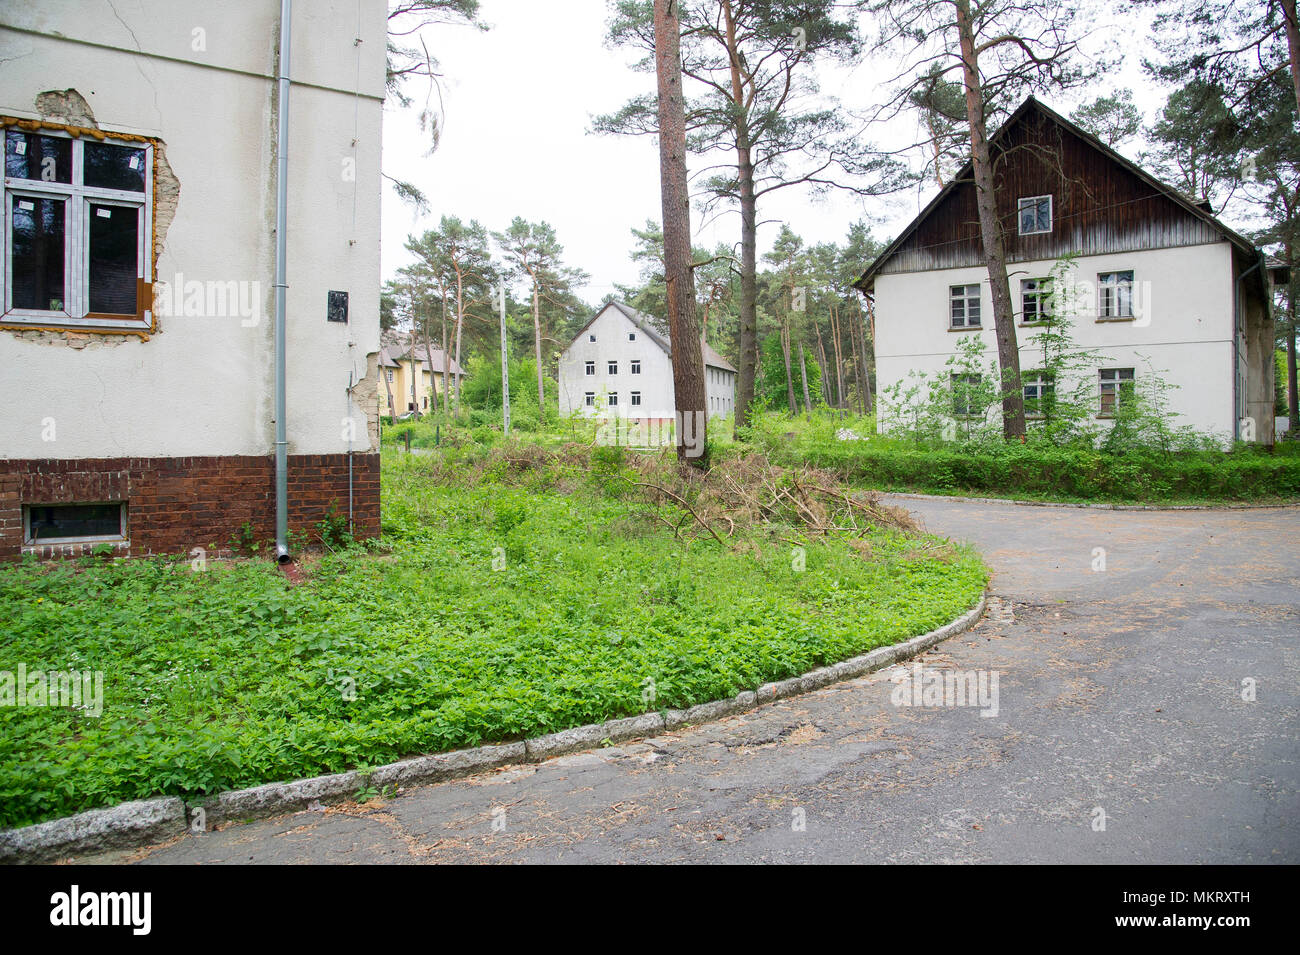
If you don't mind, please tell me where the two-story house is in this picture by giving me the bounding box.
[0,0,386,559]
[558,301,737,423]
[856,97,1277,446]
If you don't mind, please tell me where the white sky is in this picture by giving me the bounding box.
[380,0,1166,303]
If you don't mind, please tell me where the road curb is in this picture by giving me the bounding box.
[0,594,987,863]
[883,491,1300,511]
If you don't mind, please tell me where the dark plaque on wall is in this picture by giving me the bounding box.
[327,290,349,323]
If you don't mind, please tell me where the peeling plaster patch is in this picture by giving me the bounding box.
[358,351,382,449]
[33,89,98,129]
[6,90,180,348]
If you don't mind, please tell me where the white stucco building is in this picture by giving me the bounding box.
[558,301,737,423]
[857,98,1279,446]
[0,0,386,558]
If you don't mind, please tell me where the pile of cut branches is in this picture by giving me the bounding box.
[625,452,919,546]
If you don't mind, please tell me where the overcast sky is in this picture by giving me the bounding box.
[379,0,1163,305]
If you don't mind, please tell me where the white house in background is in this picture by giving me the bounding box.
[0,0,386,558]
[856,97,1281,446]
[558,301,737,421]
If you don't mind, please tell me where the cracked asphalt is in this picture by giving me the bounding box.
[86,497,1300,864]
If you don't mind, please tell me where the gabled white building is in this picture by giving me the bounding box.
[856,97,1280,446]
[558,301,737,421]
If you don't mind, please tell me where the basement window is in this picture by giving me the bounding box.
[25,503,126,544]
[2,120,154,331]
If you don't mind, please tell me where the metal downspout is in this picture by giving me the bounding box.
[273,0,292,563]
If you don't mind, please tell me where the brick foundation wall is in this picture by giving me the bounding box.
[0,454,380,560]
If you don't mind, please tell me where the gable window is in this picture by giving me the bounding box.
[1023,372,1055,418]
[608,392,618,406]
[608,360,618,375]
[3,122,154,331]
[630,360,641,374]
[585,360,595,376]
[951,373,983,417]
[584,391,595,407]
[1098,271,1134,319]
[1018,195,1052,235]
[589,333,596,342]
[385,369,394,382]
[1021,278,1053,324]
[950,284,981,328]
[631,391,641,406]
[628,332,636,341]
[1099,367,1135,415]
[25,503,126,544]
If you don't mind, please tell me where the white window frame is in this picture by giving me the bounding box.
[583,391,595,407]
[630,359,641,374]
[3,125,153,331]
[1017,195,1053,235]
[950,284,981,328]
[1020,277,1053,324]
[608,391,618,406]
[608,360,618,375]
[951,372,983,418]
[631,391,641,406]
[588,333,596,342]
[584,360,595,376]
[1099,367,1135,416]
[23,502,128,546]
[1022,372,1055,418]
[1097,271,1135,319]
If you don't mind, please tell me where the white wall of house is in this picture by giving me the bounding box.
[558,304,738,419]
[704,364,737,417]
[0,0,385,459]
[873,241,1238,441]
[558,305,676,418]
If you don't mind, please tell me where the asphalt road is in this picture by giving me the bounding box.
[89,497,1300,864]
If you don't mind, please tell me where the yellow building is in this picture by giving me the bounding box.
[378,344,464,416]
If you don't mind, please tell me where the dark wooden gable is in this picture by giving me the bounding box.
[864,98,1231,281]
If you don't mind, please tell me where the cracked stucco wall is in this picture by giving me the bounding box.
[0,1,386,458]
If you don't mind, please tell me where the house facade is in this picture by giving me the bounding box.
[0,0,386,559]
[378,343,464,416]
[557,301,737,422]
[857,97,1277,446]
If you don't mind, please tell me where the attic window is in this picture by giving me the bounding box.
[629,332,636,341]
[589,333,596,342]
[3,121,155,331]
[1018,195,1052,235]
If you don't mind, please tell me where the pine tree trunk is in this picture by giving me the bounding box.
[1283,0,1300,122]
[441,303,450,415]
[453,271,465,414]
[831,302,845,408]
[955,0,1025,439]
[723,0,757,429]
[654,0,707,466]
[815,328,832,405]
[533,282,545,426]
[798,342,812,417]
[781,324,796,413]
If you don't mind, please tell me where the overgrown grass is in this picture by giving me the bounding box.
[0,444,985,830]
[744,412,1300,503]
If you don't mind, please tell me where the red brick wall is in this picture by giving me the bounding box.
[0,454,380,560]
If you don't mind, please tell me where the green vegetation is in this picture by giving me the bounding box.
[744,413,1300,503]
[0,443,984,830]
